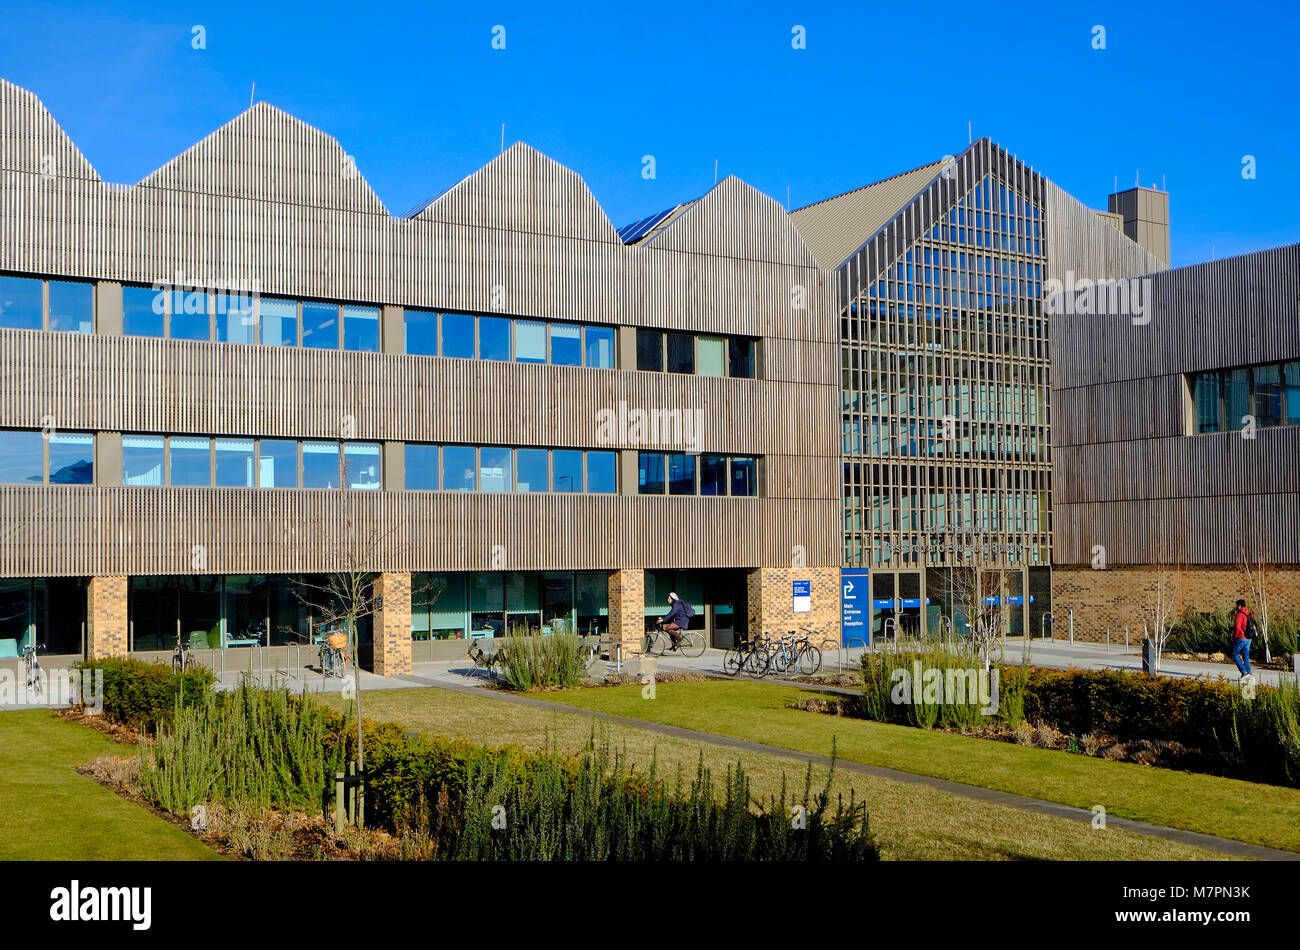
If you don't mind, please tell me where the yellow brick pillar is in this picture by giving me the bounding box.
[87,576,129,659]
[747,567,842,645]
[371,572,412,676]
[607,569,646,657]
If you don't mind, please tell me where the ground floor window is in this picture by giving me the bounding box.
[410,570,610,640]
[127,574,373,652]
[0,577,86,655]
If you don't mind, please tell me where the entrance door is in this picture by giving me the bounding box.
[896,572,922,640]
[871,573,894,646]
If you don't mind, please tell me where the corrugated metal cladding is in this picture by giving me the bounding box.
[1052,243,1300,566]
[0,80,841,576]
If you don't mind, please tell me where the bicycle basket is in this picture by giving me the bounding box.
[326,632,347,650]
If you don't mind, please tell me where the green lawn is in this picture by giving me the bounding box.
[535,679,1300,853]
[0,711,220,861]
[325,687,1229,861]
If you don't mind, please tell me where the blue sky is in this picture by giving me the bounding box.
[2,0,1297,266]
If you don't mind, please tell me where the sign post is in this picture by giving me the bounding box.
[841,569,870,647]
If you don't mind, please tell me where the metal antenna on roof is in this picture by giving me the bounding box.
[249,83,255,109]
[968,121,972,144]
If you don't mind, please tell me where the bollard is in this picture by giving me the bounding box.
[1141,635,1154,674]
[1068,609,1074,644]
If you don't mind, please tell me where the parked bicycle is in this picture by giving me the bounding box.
[723,632,772,677]
[171,633,198,674]
[21,641,43,697]
[319,628,349,678]
[642,621,706,658]
[767,630,822,676]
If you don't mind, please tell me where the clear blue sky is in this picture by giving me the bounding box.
[2,0,1297,267]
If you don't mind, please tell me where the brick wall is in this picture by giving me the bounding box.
[87,575,128,658]
[1053,565,1300,642]
[371,572,412,676]
[607,569,645,654]
[746,566,842,645]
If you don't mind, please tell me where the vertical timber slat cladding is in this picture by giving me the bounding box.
[0,79,840,577]
[1052,244,1300,567]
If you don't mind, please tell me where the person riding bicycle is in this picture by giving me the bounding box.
[659,592,692,650]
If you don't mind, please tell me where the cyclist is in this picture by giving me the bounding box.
[659,592,692,651]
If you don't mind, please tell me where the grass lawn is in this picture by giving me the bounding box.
[324,686,1228,860]
[0,711,220,861]
[535,679,1300,853]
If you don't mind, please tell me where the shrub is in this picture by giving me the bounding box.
[857,648,1013,732]
[77,656,213,733]
[496,630,587,691]
[1167,606,1299,659]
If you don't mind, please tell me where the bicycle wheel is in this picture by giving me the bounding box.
[770,647,791,675]
[723,648,741,676]
[172,655,182,675]
[679,631,706,658]
[798,646,822,676]
[644,631,666,657]
[988,639,1004,665]
[745,647,769,677]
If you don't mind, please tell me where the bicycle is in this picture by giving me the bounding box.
[643,621,706,658]
[768,630,822,676]
[319,629,349,678]
[171,633,198,674]
[21,642,44,697]
[723,633,772,677]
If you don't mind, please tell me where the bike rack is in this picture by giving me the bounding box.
[842,636,867,673]
[1040,612,1055,641]
[882,617,898,652]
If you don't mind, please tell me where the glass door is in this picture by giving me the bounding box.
[897,572,922,640]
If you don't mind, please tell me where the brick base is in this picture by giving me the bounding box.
[746,566,842,645]
[371,572,412,676]
[1053,564,1300,642]
[87,575,128,658]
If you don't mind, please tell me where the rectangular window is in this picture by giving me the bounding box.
[214,438,256,487]
[1253,364,1283,427]
[666,332,695,374]
[48,432,93,484]
[728,338,755,378]
[405,443,438,489]
[479,316,510,361]
[216,291,257,344]
[258,439,298,488]
[636,329,664,372]
[638,452,665,494]
[123,285,166,337]
[442,446,476,491]
[259,297,298,346]
[344,442,382,489]
[0,275,44,330]
[0,429,44,483]
[552,450,582,492]
[730,457,757,496]
[515,448,548,491]
[405,308,438,356]
[667,453,696,494]
[48,279,94,333]
[697,336,725,377]
[168,290,210,341]
[514,320,546,363]
[169,437,212,486]
[302,441,341,487]
[480,446,512,491]
[700,454,727,495]
[342,305,379,352]
[1223,368,1251,430]
[586,451,617,493]
[123,435,165,485]
[585,326,615,368]
[441,313,475,358]
[302,302,339,349]
[550,323,581,366]
[1285,362,1300,426]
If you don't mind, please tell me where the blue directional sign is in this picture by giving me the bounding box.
[841,569,870,647]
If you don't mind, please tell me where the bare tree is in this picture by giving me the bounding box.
[1240,525,1272,664]
[1145,519,1186,673]
[942,544,1009,672]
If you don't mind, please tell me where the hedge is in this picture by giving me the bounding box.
[77,656,214,733]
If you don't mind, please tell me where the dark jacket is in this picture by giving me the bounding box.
[663,600,690,628]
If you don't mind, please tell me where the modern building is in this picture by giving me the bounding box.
[1051,241,1300,639]
[0,78,842,672]
[790,139,1164,644]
